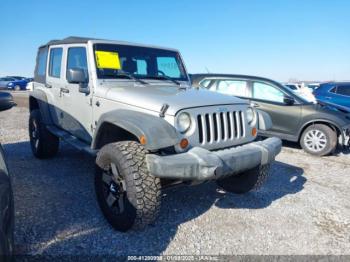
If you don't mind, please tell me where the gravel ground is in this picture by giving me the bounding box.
[0,101,350,256]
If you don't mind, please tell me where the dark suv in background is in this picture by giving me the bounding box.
[191,74,350,156]
[0,92,16,260]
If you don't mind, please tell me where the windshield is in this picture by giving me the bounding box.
[93,43,188,81]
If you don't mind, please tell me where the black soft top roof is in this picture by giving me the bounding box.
[40,36,99,48]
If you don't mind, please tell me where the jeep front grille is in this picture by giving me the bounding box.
[197,111,245,145]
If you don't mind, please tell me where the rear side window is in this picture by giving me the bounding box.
[216,80,249,97]
[336,85,350,97]
[67,47,88,80]
[49,48,63,78]
[37,48,48,76]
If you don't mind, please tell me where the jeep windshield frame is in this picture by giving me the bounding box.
[93,43,189,82]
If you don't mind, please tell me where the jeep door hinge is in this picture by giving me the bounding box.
[89,98,93,106]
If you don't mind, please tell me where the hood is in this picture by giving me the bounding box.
[102,82,248,115]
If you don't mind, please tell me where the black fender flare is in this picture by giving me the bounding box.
[29,89,54,125]
[298,119,344,141]
[92,109,181,151]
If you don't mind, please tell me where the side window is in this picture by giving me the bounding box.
[49,48,63,78]
[253,82,285,103]
[329,86,337,94]
[37,48,48,76]
[336,85,350,97]
[216,80,249,97]
[199,79,212,88]
[135,59,148,75]
[67,47,88,79]
[157,57,181,78]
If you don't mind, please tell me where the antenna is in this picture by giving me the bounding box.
[205,67,210,73]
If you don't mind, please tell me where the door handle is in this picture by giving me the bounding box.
[45,83,52,88]
[60,87,70,94]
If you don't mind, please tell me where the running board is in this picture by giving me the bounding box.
[46,125,97,156]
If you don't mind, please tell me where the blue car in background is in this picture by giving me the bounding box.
[314,82,350,110]
[0,77,28,91]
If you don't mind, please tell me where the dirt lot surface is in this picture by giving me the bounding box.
[0,92,349,256]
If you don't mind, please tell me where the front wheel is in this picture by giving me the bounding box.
[95,141,161,232]
[300,124,337,156]
[216,164,271,194]
[14,85,21,91]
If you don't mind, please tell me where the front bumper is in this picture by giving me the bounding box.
[146,137,282,181]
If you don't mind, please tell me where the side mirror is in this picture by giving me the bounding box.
[67,68,90,94]
[284,96,295,105]
[0,92,16,112]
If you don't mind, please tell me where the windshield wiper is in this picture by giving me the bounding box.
[117,70,148,85]
[153,75,180,85]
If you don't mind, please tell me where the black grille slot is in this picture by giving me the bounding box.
[198,115,203,144]
[227,112,232,139]
[205,114,211,142]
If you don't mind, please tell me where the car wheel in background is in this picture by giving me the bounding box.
[300,124,337,156]
[14,85,21,91]
[29,110,59,158]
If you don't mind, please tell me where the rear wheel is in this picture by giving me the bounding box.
[95,141,161,232]
[29,110,59,159]
[300,124,337,156]
[216,164,270,194]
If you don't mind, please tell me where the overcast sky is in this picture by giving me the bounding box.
[0,0,349,82]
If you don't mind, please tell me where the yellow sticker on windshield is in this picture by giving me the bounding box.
[95,51,121,69]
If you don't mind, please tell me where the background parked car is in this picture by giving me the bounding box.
[0,92,16,260]
[313,82,350,110]
[191,74,350,156]
[0,77,28,91]
[284,83,316,103]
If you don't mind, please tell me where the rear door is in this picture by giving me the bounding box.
[46,46,65,128]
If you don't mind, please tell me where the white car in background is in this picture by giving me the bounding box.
[284,83,316,103]
[26,81,34,91]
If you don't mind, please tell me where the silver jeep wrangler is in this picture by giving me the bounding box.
[29,37,282,231]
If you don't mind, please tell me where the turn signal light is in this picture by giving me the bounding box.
[252,127,257,137]
[140,135,147,145]
[180,138,189,149]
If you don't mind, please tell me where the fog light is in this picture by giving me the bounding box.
[252,127,257,137]
[180,138,189,149]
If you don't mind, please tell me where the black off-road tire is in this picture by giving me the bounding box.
[300,124,337,156]
[216,164,270,194]
[29,110,59,159]
[95,141,161,232]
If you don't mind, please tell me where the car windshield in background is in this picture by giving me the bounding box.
[93,44,188,81]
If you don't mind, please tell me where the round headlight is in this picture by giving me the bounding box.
[176,112,191,133]
[246,107,255,124]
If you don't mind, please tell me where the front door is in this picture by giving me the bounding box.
[249,80,302,138]
[59,45,93,143]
